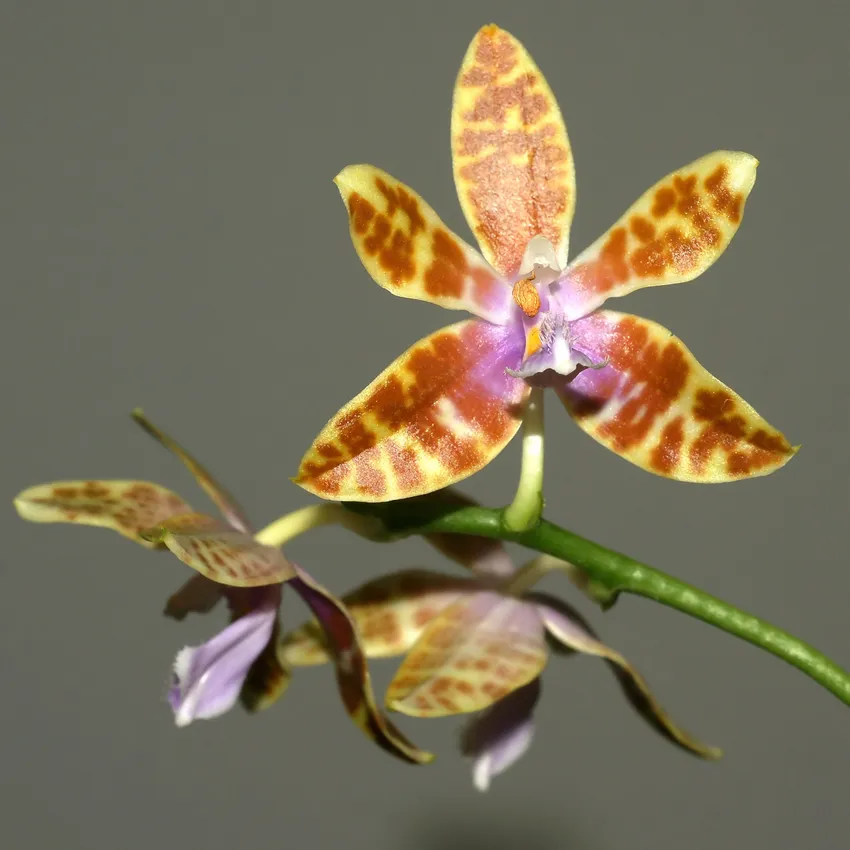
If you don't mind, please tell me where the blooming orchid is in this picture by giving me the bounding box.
[278,535,718,790]
[295,24,794,504]
[14,411,432,764]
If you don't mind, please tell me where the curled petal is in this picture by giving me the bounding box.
[281,568,477,666]
[560,311,796,482]
[562,151,758,318]
[14,480,192,548]
[452,24,575,278]
[131,409,253,533]
[533,593,720,759]
[164,575,224,621]
[295,320,529,501]
[460,678,541,792]
[386,592,547,718]
[335,165,512,324]
[169,600,278,726]
[142,513,296,586]
[288,566,434,765]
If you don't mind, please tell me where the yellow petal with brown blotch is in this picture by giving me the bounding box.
[452,25,575,279]
[563,152,758,318]
[336,165,512,324]
[14,480,192,548]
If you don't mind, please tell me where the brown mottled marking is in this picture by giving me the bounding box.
[453,26,573,278]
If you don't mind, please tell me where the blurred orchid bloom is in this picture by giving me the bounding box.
[296,24,794,503]
[278,536,719,790]
[14,411,432,764]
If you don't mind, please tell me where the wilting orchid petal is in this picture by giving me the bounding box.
[560,311,796,481]
[295,319,529,501]
[131,409,253,534]
[386,591,547,717]
[335,165,512,325]
[288,566,433,764]
[169,598,279,726]
[460,678,541,792]
[452,24,575,278]
[142,513,296,587]
[281,568,477,666]
[561,152,758,319]
[534,594,720,759]
[164,574,224,621]
[14,480,192,548]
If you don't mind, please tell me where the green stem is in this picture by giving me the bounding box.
[502,386,545,533]
[346,499,850,707]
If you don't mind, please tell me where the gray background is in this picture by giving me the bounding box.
[2,2,848,848]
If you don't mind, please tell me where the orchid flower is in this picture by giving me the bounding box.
[296,24,794,510]
[14,411,432,764]
[278,536,718,790]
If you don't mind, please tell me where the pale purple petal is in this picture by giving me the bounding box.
[460,678,542,792]
[168,600,278,726]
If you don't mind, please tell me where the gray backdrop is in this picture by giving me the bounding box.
[3,2,848,849]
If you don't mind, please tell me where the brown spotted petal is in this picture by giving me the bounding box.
[131,409,253,534]
[452,25,575,279]
[288,566,433,765]
[533,593,720,759]
[295,319,529,501]
[386,591,547,718]
[560,311,796,482]
[14,480,192,548]
[281,568,479,667]
[142,513,296,587]
[336,165,512,324]
[562,152,758,318]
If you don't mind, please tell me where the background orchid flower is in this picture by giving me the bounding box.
[296,23,794,503]
[278,536,718,790]
[14,411,432,764]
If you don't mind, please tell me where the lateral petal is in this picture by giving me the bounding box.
[562,152,758,318]
[560,311,796,481]
[336,165,512,324]
[386,592,547,717]
[141,513,296,586]
[295,320,529,501]
[452,25,575,278]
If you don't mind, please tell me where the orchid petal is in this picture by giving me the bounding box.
[534,594,720,759]
[295,319,529,501]
[335,165,512,324]
[141,513,296,587]
[168,600,278,726]
[386,592,547,718]
[562,152,758,318]
[460,678,541,792]
[164,575,224,620]
[280,568,478,666]
[452,25,575,278]
[14,480,191,548]
[131,409,253,533]
[560,311,796,481]
[288,566,433,765]
[419,490,516,579]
